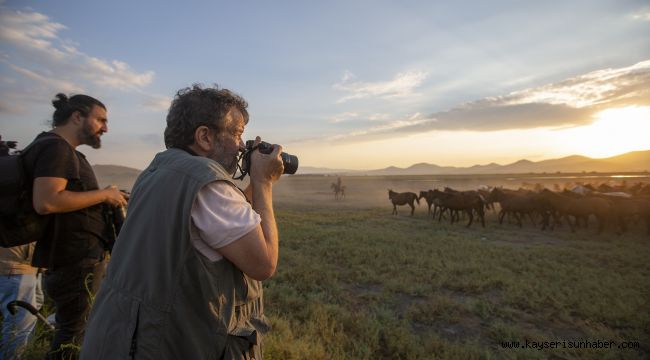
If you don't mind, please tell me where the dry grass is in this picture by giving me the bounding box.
[263,203,649,359]
[5,174,649,359]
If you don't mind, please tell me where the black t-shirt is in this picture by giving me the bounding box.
[23,132,105,268]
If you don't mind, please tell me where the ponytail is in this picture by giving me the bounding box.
[51,93,106,127]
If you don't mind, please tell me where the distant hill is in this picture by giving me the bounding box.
[300,166,355,175]
[361,150,650,175]
[301,150,650,175]
[93,164,141,191]
[92,150,650,183]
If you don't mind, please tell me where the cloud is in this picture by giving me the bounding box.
[0,6,154,94]
[322,60,650,142]
[85,58,154,90]
[327,111,396,124]
[326,114,432,141]
[340,70,355,83]
[0,10,66,56]
[333,70,428,103]
[631,9,650,21]
[427,103,594,131]
[0,99,21,114]
[2,60,83,94]
[505,60,650,108]
[328,112,358,123]
[138,133,164,146]
[368,113,390,121]
[142,94,172,112]
[423,60,650,131]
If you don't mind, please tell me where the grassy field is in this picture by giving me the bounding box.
[5,174,650,359]
[262,204,649,360]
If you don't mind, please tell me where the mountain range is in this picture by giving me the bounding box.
[93,150,650,187]
[93,164,142,190]
[300,150,650,175]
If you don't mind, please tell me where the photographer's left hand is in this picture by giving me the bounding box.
[250,139,284,184]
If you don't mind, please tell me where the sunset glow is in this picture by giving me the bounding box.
[554,106,650,158]
[298,107,650,170]
[1,3,649,170]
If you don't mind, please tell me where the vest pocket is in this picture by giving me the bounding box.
[128,304,140,359]
[129,302,164,358]
[223,317,269,360]
[82,285,145,359]
[242,275,263,303]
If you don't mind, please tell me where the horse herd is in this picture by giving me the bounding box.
[388,183,650,235]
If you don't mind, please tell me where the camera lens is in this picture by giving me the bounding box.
[281,153,298,174]
[241,140,299,176]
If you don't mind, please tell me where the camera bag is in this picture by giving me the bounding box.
[0,138,50,247]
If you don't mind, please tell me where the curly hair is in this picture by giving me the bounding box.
[164,84,249,149]
[51,93,106,127]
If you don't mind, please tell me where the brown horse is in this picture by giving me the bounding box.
[478,188,496,214]
[538,189,613,234]
[597,195,646,234]
[419,190,435,215]
[487,188,543,228]
[388,190,419,215]
[430,189,485,227]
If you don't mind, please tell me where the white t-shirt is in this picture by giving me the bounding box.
[190,181,261,262]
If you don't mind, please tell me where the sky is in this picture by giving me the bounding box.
[1,0,650,171]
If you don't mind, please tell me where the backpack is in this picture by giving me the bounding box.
[0,139,50,247]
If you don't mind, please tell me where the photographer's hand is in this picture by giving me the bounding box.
[223,137,283,281]
[103,185,129,208]
[33,178,129,215]
[250,142,284,185]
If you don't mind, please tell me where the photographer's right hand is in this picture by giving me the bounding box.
[250,144,284,185]
[103,185,128,208]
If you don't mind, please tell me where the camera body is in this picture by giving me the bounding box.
[236,140,298,180]
[103,197,127,252]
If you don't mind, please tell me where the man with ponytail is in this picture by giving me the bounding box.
[20,93,128,360]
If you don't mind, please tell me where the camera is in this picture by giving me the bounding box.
[102,191,129,252]
[235,140,298,180]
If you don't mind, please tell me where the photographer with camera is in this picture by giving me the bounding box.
[82,84,289,359]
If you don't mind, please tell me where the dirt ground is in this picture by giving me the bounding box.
[269,173,650,210]
[98,168,650,208]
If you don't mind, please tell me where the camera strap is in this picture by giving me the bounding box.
[232,144,261,181]
[233,151,249,181]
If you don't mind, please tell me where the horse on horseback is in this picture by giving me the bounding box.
[331,177,346,200]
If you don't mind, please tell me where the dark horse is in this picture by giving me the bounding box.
[430,189,485,227]
[419,190,435,215]
[537,189,613,234]
[388,190,419,215]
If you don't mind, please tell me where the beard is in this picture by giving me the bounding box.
[81,120,102,149]
[208,147,239,175]
[219,155,239,175]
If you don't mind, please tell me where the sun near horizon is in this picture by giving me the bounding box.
[297,105,650,170]
[88,105,650,171]
[552,106,650,159]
